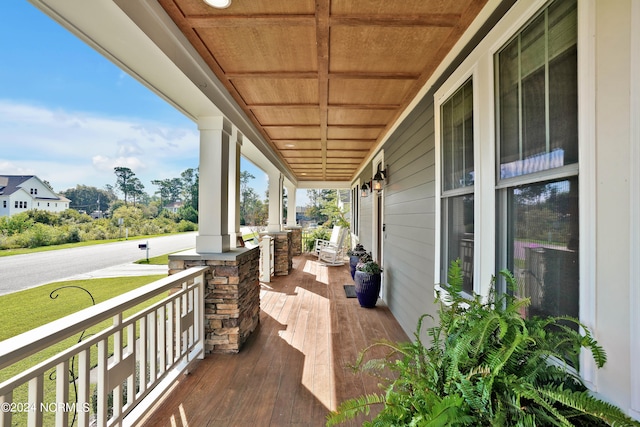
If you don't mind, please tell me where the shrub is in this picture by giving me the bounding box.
[177,220,197,232]
[26,210,59,226]
[305,227,330,252]
[327,260,640,427]
[0,212,34,235]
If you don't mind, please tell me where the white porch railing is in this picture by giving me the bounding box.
[259,235,274,282]
[0,266,208,427]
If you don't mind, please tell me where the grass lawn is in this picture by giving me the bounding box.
[0,274,167,425]
[135,253,169,265]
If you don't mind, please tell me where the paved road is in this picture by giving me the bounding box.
[0,232,196,296]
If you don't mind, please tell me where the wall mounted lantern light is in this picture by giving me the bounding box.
[372,166,387,192]
[204,0,232,8]
[361,182,371,198]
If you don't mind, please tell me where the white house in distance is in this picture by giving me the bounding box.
[0,175,70,217]
[164,200,183,214]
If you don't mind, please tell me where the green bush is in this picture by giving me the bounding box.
[26,210,59,226]
[0,206,197,250]
[0,212,34,235]
[327,260,640,427]
[304,227,330,252]
[177,220,197,232]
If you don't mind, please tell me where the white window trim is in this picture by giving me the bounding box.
[576,0,598,390]
[371,150,384,264]
[630,0,640,416]
[351,179,361,238]
[434,68,483,295]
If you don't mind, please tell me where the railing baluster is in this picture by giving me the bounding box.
[175,296,182,361]
[97,339,108,427]
[139,316,147,396]
[55,360,69,427]
[112,315,123,423]
[157,305,166,376]
[197,273,204,357]
[77,349,90,427]
[0,392,14,427]
[148,312,157,385]
[27,374,43,427]
[126,323,135,412]
[167,302,174,367]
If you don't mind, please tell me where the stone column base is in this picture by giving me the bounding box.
[168,247,260,354]
[284,226,302,256]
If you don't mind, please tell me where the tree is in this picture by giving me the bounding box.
[321,190,350,228]
[241,187,263,226]
[129,177,145,206]
[240,171,255,225]
[61,185,117,213]
[151,178,182,206]
[114,167,136,204]
[181,168,199,210]
[305,189,337,225]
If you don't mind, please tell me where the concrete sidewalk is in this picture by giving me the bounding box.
[59,263,168,281]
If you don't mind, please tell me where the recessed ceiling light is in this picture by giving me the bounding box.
[284,144,295,148]
[204,0,231,8]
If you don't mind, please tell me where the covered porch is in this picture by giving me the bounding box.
[138,254,408,426]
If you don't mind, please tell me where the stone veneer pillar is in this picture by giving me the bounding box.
[259,231,292,276]
[168,247,260,354]
[284,226,302,256]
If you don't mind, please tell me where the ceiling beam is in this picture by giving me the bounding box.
[316,0,330,181]
[187,15,315,27]
[330,14,462,27]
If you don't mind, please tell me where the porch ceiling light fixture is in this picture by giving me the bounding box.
[204,0,232,8]
[372,167,387,192]
[361,182,370,198]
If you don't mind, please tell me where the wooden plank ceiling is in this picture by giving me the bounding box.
[159,0,487,182]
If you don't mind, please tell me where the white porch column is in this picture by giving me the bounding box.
[285,182,297,226]
[196,116,231,253]
[228,130,242,247]
[267,171,283,232]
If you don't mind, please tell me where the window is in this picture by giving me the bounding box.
[505,178,579,319]
[440,78,474,294]
[496,0,577,179]
[496,0,578,320]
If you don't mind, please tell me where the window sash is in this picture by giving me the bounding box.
[441,78,474,192]
[495,0,577,181]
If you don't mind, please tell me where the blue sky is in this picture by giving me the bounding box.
[0,2,270,199]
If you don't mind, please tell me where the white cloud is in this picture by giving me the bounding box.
[0,100,199,192]
[92,155,145,172]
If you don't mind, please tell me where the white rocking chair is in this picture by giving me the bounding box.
[318,228,348,266]
[313,225,342,257]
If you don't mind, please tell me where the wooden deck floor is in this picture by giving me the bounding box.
[137,255,409,427]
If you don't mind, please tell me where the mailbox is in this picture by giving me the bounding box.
[138,243,147,250]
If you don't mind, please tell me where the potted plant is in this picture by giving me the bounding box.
[353,252,381,308]
[347,243,366,279]
[327,260,640,426]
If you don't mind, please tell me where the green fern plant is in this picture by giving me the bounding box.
[326,260,640,427]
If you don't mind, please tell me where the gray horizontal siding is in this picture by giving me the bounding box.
[381,96,439,337]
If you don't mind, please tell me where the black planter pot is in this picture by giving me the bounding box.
[354,270,381,308]
[349,255,361,279]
